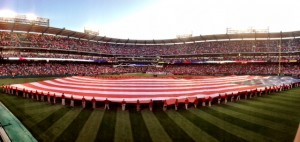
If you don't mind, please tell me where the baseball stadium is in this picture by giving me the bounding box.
[0,0,300,142]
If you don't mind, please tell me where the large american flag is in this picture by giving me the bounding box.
[9,75,283,104]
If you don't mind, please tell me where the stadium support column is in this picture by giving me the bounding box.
[278,31,282,76]
[61,93,65,106]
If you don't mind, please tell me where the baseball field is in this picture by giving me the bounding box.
[0,77,299,142]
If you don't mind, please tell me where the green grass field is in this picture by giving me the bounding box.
[0,77,300,142]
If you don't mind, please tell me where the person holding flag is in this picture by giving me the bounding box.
[202,97,206,107]
[136,99,140,111]
[82,97,86,108]
[22,88,26,98]
[149,99,153,111]
[121,99,126,111]
[61,93,65,105]
[70,95,74,107]
[163,100,167,111]
[104,98,110,110]
[92,97,96,109]
[218,94,222,104]
[47,92,51,103]
[208,96,212,107]
[224,93,228,104]
[193,97,198,108]
[175,99,179,110]
[185,98,189,110]
[53,93,56,104]
[36,90,39,101]
[230,93,234,102]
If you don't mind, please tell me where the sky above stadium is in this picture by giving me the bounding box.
[0,0,300,39]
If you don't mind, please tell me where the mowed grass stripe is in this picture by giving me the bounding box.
[14,99,46,108]
[95,109,117,141]
[255,97,300,108]
[207,106,294,141]
[0,77,57,85]
[179,109,246,142]
[189,108,276,142]
[225,103,300,126]
[141,110,172,142]
[114,109,134,142]
[0,95,37,111]
[75,110,105,142]
[153,110,194,142]
[282,93,300,98]
[166,110,218,142]
[129,110,152,142]
[266,93,300,101]
[29,107,70,141]
[238,100,300,116]
[268,92,300,99]
[209,105,295,132]
[39,108,82,141]
[55,109,93,142]
[24,104,62,115]
[268,95,300,103]
[23,105,63,127]
[283,89,300,96]
[0,94,44,140]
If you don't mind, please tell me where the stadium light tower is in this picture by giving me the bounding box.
[26,13,37,21]
[0,9,16,18]
[84,26,99,36]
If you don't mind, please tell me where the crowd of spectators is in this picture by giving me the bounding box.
[1,51,300,63]
[0,62,299,77]
[1,32,300,56]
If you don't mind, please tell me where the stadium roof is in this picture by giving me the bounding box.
[1,22,300,45]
